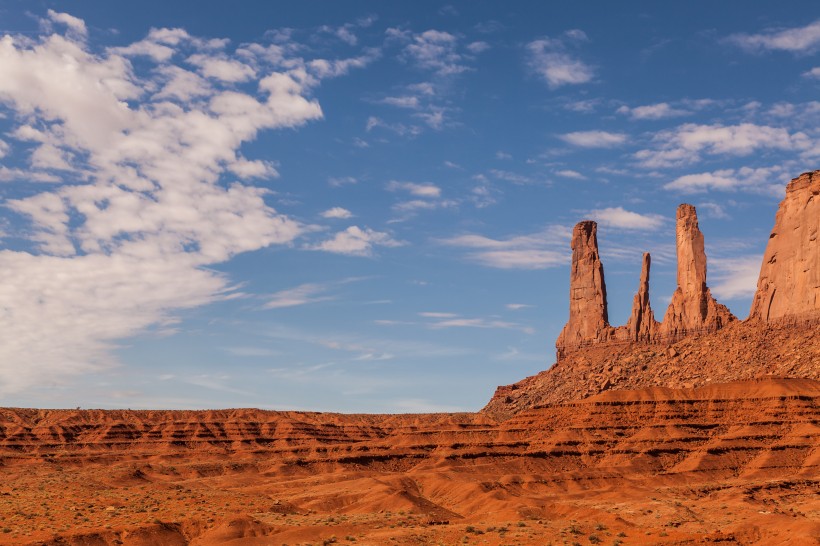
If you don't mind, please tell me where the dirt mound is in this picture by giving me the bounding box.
[484,319,820,418]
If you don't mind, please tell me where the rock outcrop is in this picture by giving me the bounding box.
[658,204,734,339]
[555,221,611,358]
[556,204,734,359]
[749,170,820,322]
[624,252,658,342]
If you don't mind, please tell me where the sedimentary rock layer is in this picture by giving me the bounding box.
[1,378,819,544]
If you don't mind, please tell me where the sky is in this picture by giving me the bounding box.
[0,1,818,412]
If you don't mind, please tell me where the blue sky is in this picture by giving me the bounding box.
[0,2,818,411]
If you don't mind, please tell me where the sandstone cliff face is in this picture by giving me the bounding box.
[555,221,610,358]
[749,170,820,322]
[659,204,734,339]
[556,204,733,359]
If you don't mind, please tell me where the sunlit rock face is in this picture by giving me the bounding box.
[749,170,820,322]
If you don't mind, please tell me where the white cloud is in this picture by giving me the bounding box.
[404,29,468,76]
[728,20,820,53]
[46,9,88,39]
[427,316,534,334]
[418,311,457,318]
[381,95,420,108]
[635,123,809,168]
[466,41,490,53]
[264,283,334,309]
[588,207,665,230]
[328,176,357,186]
[308,49,380,79]
[560,130,627,148]
[320,207,353,219]
[505,303,533,310]
[386,180,442,197]
[803,67,820,79]
[616,102,689,120]
[309,226,404,256]
[710,255,762,301]
[439,226,571,269]
[697,202,730,219]
[0,15,362,394]
[187,53,256,82]
[527,31,593,88]
[555,169,586,180]
[663,166,790,196]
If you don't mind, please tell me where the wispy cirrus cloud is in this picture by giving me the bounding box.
[438,226,571,269]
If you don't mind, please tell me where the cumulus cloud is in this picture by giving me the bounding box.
[309,226,404,256]
[727,19,820,53]
[320,207,353,219]
[635,123,809,168]
[588,207,665,230]
[527,31,594,88]
[0,14,371,393]
[663,166,790,196]
[560,130,627,148]
[439,226,571,269]
[616,102,689,120]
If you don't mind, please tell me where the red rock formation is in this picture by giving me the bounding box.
[749,170,820,322]
[659,204,734,339]
[625,252,658,342]
[555,221,611,358]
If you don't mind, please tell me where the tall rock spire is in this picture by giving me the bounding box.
[555,221,610,358]
[749,170,820,322]
[625,252,657,342]
[660,204,734,338]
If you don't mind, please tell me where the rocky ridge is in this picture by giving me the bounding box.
[488,170,820,417]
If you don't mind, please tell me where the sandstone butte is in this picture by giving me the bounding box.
[1,171,819,545]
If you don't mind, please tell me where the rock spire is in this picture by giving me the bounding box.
[555,221,610,358]
[658,204,734,339]
[749,170,820,322]
[556,204,734,359]
[625,252,658,342]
